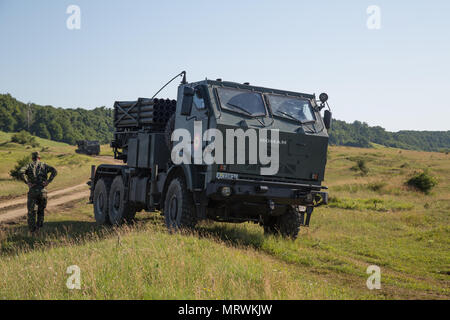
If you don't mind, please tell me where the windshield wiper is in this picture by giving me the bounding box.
[226,102,266,126]
[275,110,315,124]
[275,110,300,122]
[226,102,252,116]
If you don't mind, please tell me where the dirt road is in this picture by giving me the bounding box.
[0,156,120,224]
[0,184,90,224]
[0,184,87,210]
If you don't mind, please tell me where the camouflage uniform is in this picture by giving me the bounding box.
[19,152,57,232]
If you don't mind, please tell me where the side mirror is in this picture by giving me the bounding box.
[324,110,332,130]
[180,86,195,116]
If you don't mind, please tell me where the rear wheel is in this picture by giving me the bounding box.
[108,176,136,225]
[163,177,197,231]
[93,178,111,225]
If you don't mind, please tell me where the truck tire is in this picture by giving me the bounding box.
[263,216,278,235]
[277,206,301,239]
[163,177,197,231]
[93,178,111,225]
[263,206,301,239]
[108,176,136,225]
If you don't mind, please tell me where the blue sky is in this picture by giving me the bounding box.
[0,0,449,131]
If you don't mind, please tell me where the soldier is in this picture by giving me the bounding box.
[19,152,57,233]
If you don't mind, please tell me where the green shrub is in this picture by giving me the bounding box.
[9,155,31,180]
[406,170,437,194]
[10,131,40,147]
[350,159,369,176]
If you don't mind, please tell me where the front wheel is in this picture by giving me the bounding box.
[263,206,301,239]
[277,206,302,239]
[163,177,197,231]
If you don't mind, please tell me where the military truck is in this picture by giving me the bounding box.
[89,72,332,238]
[76,140,100,156]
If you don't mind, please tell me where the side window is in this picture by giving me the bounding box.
[193,88,205,110]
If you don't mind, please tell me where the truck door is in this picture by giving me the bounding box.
[175,85,210,164]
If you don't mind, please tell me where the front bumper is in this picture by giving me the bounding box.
[206,178,328,206]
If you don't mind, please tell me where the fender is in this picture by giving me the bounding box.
[165,164,195,191]
[89,164,126,203]
[94,164,126,183]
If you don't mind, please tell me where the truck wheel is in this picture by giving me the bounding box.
[263,216,278,235]
[93,178,111,225]
[164,177,197,231]
[277,206,301,239]
[108,176,136,225]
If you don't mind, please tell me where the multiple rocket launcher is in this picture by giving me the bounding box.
[114,98,177,129]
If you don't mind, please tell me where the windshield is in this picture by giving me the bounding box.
[267,94,315,123]
[217,87,266,117]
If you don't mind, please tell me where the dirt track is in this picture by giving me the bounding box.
[0,156,121,224]
[0,184,87,210]
[0,184,90,224]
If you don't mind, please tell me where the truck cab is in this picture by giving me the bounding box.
[90,75,331,239]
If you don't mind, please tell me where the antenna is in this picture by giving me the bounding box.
[151,71,187,100]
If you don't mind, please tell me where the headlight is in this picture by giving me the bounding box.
[221,187,231,197]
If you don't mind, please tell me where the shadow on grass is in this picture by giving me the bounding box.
[196,223,266,250]
[0,220,110,256]
[0,212,166,256]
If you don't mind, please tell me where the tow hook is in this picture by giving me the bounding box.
[299,206,314,227]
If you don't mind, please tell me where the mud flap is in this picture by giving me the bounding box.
[300,206,314,227]
[88,165,96,204]
[193,190,207,220]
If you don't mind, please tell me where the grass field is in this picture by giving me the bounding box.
[0,133,448,299]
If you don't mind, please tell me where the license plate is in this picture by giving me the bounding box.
[216,172,239,180]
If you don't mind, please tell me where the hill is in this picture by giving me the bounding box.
[0,131,113,199]
[0,93,113,145]
[330,120,450,152]
[0,144,448,299]
[0,93,449,151]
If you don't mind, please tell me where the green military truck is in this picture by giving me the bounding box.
[89,72,332,238]
[76,140,100,156]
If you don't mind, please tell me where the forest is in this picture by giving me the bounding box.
[0,93,449,151]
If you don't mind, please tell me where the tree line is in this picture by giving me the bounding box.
[0,93,449,151]
[329,119,450,152]
[0,93,113,145]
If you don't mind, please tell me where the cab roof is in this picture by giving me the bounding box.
[187,79,316,100]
